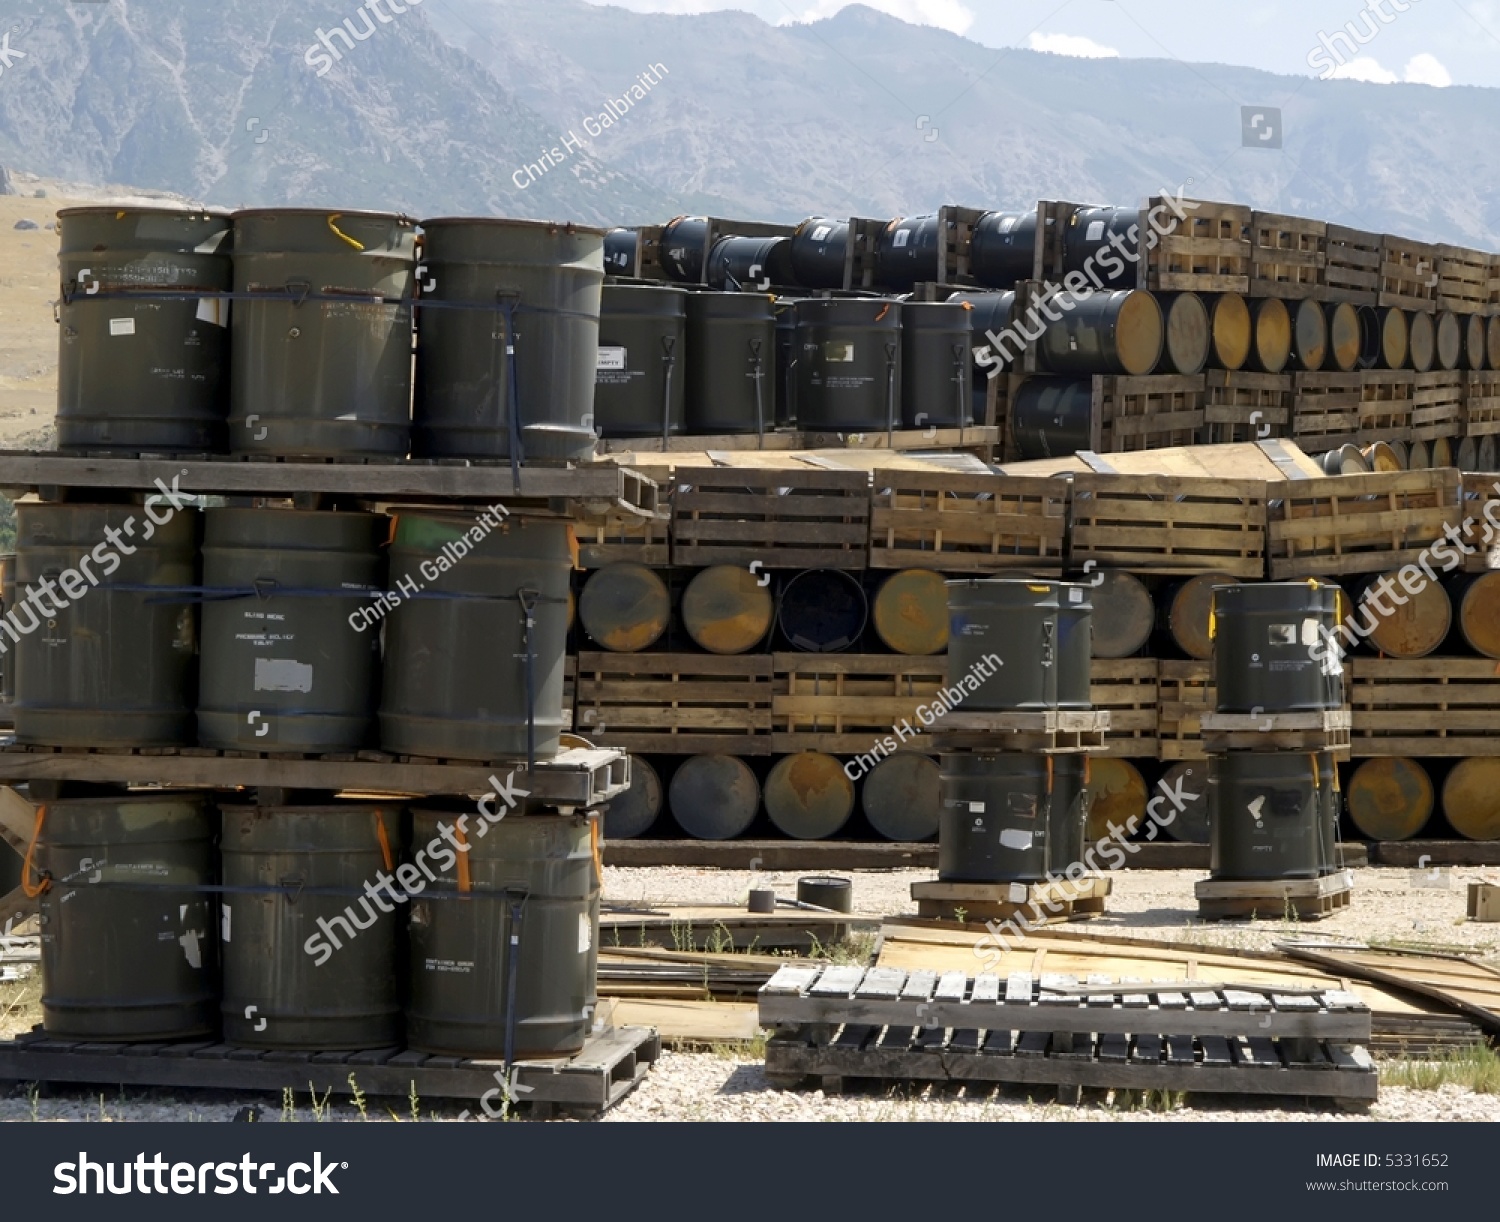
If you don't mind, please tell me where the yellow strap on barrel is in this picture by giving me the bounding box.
[327,214,366,251]
[1208,596,1217,641]
[590,817,604,887]
[567,524,581,572]
[21,805,50,899]
[374,813,394,874]
[1045,755,1054,795]
[1309,755,1320,789]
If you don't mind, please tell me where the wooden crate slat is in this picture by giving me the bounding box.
[1070,473,1266,578]
[1143,199,1251,295]
[1096,375,1206,453]
[1091,658,1159,757]
[1323,225,1382,305]
[1349,657,1500,756]
[1463,372,1500,436]
[573,652,772,745]
[772,654,946,736]
[672,467,870,568]
[1411,371,1463,440]
[1157,659,1214,760]
[1378,234,1441,311]
[1202,372,1292,444]
[869,468,1067,572]
[1436,244,1491,314]
[1266,469,1462,579]
[1249,211,1327,297]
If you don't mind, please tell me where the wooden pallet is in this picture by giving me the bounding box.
[1157,660,1214,761]
[770,654,945,754]
[910,876,1112,924]
[1348,656,1500,757]
[1357,370,1415,443]
[1095,375,1206,453]
[1092,658,1159,757]
[600,427,1000,456]
[573,653,773,756]
[1199,709,1351,753]
[0,1024,662,1120]
[930,709,1110,754]
[1195,872,1354,921]
[1265,469,1462,579]
[0,743,627,805]
[759,964,1376,1106]
[1457,471,1500,570]
[868,468,1068,572]
[0,451,660,514]
[1142,199,1251,294]
[575,472,673,568]
[1249,212,1327,299]
[602,906,869,954]
[1463,371,1500,437]
[1379,234,1441,312]
[1323,225,1382,306]
[1436,245,1492,314]
[671,467,870,569]
[1202,372,1292,444]
[1069,473,1267,578]
[1412,370,1464,441]
[844,217,888,291]
[1291,372,1362,450]
[936,204,986,285]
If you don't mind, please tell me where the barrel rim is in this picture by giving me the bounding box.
[418,216,608,237]
[56,205,233,222]
[232,207,417,225]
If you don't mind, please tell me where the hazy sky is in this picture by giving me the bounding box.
[584,0,1500,88]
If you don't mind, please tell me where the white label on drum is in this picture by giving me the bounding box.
[811,225,832,242]
[579,914,593,954]
[255,657,313,693]
[1000,828,1033,852]
[1301,617,1322,646]
[894,229,911,248]
[1086,221,1105,242]
[968,801,986,814]
[596,346,626,371]
[221,904,231,943]
[197,297,230,327]
[1008,883,1029,903]
[110,317,136,337]
[823,342,855,363]
[1268,623,1297,645]
[999,216,1017,233]
[1068,587,1084,603]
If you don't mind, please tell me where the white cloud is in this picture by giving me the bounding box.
[1403,53,1453,87]
[1331,57,1399,83]
[1329,53,1453,86]
[784,0,976,36]
[1027,31,1120,59]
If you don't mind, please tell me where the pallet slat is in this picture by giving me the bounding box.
[869,468,1067,572]
[1069,473,1266,578]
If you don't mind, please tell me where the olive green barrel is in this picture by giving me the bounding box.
[668,754,761,839]
[794,298,902,431]
[1210,753,1336,880]
[414,219,604,463]
[198,509,386,752]
[230,209,416,457]
[947,578,1092,710]
[968,211,1037,288]
[1009,377,1092,459]
[1160,761,1210,844]
[220,805,403,1049]
[1038,290,1163,377]
[1089,570,1154,658]
[681,565,773,655]
[603,756,664,840]
[406,810,600,1058]
[764,752,855,840]
[56,207,233,452]
[593,284,687,438]
[1155,292,1210,375]
[859,752,939,842]
[1211,581,1340,712]
[379,514,571,761]
[1347,758,1433,842]
[900,302,972,428]
[1048,756,1090,869]
[579,563,672,653]
[685,291,776,434]
[38,794,217,1040]
[1061,207,1139,289]
[12,504,198,748]
[871,569,949,656]
[939,754,1051,883]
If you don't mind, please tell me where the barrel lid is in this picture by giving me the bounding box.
[419,216,607,237]
[57,205,232,221]
[233,207,416,224]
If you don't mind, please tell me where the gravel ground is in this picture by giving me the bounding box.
[2,864,1498,1122]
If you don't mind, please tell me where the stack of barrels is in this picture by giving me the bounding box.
[936,578,1095,885]
[55,207,605,464]
[1206,582,1345,883]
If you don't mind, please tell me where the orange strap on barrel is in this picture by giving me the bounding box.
[385,513,400,547]
[454,824,471,893]
[567,524,581,572]
[374,813,394,874]
[590,817,604,886]
[21,805,50,899]
[1045,755,1054,795]
[1309,754,1320,789]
